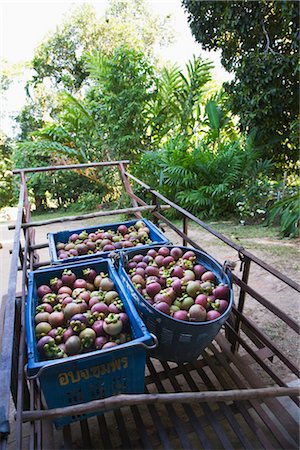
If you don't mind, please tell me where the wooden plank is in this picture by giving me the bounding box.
[180,362,235,450]
[96,415,113,449]
[146,359,193,450]
[144,386,172,450]
[15,228,30,449]
[196,356,253,450]
[0,182,24,442]
[21,386,300,422]
[161,361,216,450]
[13,161,130,175]
[215,335,299,446]
[202,345,276,450]
[9,205,169,230]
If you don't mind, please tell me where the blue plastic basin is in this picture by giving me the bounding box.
[118,245,234,363]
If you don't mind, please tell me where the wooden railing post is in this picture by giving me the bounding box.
[231,255,251,353]
[118,163,142,219]
[183,216,188,247]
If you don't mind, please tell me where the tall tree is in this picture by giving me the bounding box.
[29,1,173,93]
[86,45,155,160]
[182,0,299,166]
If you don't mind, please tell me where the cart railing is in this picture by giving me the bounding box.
[0,160,299,450]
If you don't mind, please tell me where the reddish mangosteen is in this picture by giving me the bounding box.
[201,271,216,283]
[95,336,108,349]
[154,302,170,314]
[163,256,175,268]
[145,265,160,277]
[69,233,80,243]
[188,304,207,322]
[50,277,63,293]
[193,264,207,279]
[65,335,81,356]
[76,243,88,255]
[100,277,115,291]
[88,233,97,242]
[73,278,87,289]
[133,254,143,263]
[135,267,145,277]
[57,286,73,296]
[195,294,208,308]
[171,266,184,278]
[142,255,153,264]
[182,250,196,261]
[103,244,116,252]
[146,281,161,298]
[158,247,170,257]
[48,311,65,328]
[131,274,145,287]
[65,243,75,251]
[78,291,90,302]
[35,312,50,324]
[42,293,58,306]
[94,275,103,288]
[63,327,74,343]
[63,303,82,321]
[173,310,188,321]
[206,310,221,321]
[58,252,69,260]
[154,255,164,267]
[37,284,52,299]
[213,284,230,299]
[170,247,183,260]
[86,241,96,251]
[36,303,53,314]
[117,224,128,235]
[147,249,157,258]
[102,342,118,350]
[123,241,134,248]
[61,270,76,287]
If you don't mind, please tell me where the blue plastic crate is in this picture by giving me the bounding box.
[25,259,155,428]
[118,245,234,363]
[48,218,169,265]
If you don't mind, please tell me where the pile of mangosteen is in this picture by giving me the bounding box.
[55,220,153,260]
[34,267,131,360]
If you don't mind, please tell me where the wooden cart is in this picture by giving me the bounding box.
[0,161,299,450]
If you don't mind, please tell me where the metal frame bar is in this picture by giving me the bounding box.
[1,161,299,450]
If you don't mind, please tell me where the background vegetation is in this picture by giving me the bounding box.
[1,0,299,237]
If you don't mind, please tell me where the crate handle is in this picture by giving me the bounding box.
[139,333,158,350]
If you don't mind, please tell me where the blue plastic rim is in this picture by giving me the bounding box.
[48,218,169,265]
[25,258,154,428]
[118,245,234,363]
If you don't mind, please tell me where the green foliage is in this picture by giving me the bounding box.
[182,0,299,166]
[145,57,213,145]
[0,133,16,208]
[86,45,155,160]
[14,101,45,140]
[29,5,99,92]
[134,125,273,221]
[29,1,173,92]
[266,192,300,238]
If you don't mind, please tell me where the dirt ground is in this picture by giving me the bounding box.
[1,214,299,384]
